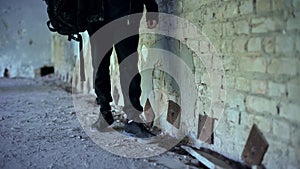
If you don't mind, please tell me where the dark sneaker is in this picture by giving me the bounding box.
[124,119,155,138]
[91,111,114,131]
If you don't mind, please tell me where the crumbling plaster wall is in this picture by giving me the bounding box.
[0,0,52,77]
[139,0,300,168]
[52,34,77,84]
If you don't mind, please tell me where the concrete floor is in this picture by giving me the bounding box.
[0,77,203,169]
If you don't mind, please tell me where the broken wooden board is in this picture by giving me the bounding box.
[242,124,269,166]
[198,115,214,144]
[167,100,181,129]
[181,146,234,169]
[143,99,155,127]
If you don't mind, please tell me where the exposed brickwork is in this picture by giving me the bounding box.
[53,0,300,168]
[139,0,300,168]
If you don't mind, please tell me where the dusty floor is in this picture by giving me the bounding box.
[0,77,203,169]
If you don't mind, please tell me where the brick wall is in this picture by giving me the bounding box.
[139,0,300,168]
[53,0,300,168]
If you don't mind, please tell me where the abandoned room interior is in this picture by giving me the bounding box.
[0,0,299,169]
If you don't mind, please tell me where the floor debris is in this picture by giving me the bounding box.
[0,77,204,169]
[181,146,250,169]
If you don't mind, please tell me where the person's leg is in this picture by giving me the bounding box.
[114,34,143,121]
[88,22,114,130]
[114,30,154,138]
[94,48,114,112]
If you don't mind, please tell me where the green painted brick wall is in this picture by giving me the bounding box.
[139,0,300,168]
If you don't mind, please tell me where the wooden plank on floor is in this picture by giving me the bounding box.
[181,146,234,169]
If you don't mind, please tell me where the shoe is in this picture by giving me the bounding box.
[91,111,114,131]
[124,119,155,138]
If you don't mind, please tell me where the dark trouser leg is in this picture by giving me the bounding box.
[88,22,114,112]
[94,49,114,112]
[115,34,143,121]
